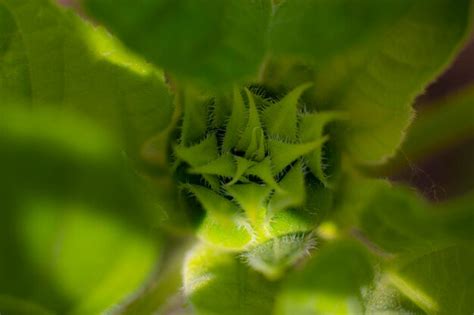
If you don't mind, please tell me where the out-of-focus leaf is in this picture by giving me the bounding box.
[338,0,472,163]
[356,184,474,254]
[183,244,277,315]
[313,0,473,164]
[275,240,373,315]
[0,0,174,162]
[242,233,315,280]
[184,184,253,250]
[118,239,192,315]
[379,84,474,174]
[180,88,211,146]
[269,0,412,63]
[0,106,160,315]
[384,244,474,314]
[84,0,272,88]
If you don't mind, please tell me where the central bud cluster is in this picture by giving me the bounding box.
[172,84,343,278]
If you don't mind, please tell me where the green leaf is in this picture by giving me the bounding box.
[269,160,306,212]
[300,111,346,187]
[357,185,474,254]
[84,0,272,87]
[242,233,315,280]
[269,0,413,64]
[262,83,312,141]
[383,84,474,173]
[386,244,474,314]
[267,137,328,174]
[316,0,474,164]
[246,126,266,161]
[226,183,273,240]
[0,296,54,315]
[184,184,252,250]
[245,157,282,191]
[174,134,219,167]
[237,88,264,153]
[227,156,256,186]
[275,240,374,315]
[269,178,333,237]
[223,87,248,152]
[181,88,211,146]
[0,0,174,163]
[190,153,236,178]
[0,106,159,314]
[183,244,277,315]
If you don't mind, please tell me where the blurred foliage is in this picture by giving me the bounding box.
[0,106,161,314]
[1,0,473,314]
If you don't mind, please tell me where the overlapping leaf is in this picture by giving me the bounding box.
[0,106,160,315]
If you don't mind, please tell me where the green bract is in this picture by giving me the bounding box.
[171,84,341,277]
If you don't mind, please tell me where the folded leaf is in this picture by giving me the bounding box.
[262,83,312,141]
[268,137,328,174]
[174,134,219,167]
[184,184,252,250]
[223,87,248,152]
[300,111,346,186]
[269,161,306,212]
[190,153,236,178]
[226,183,272,240]
[237,89,264,152]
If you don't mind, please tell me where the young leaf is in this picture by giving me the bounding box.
[262,83,312,141]
[184,184,252,250]
[184,244,277,315]
[222,87,248,152]
[190,153,236,178]
[300,111,346,186]
[245,157,282,192]
[84,0,272,87]
[180,88,211,146]
[226,183,273,240]
[245,126,266,161]
[269,161,306,212]
[267,137,328,174]
[226,156,256,186]
[237,89,264,152]
[174,134,218,167]
[242,233,315,280]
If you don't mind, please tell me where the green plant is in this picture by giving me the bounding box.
[1,0,473,314]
